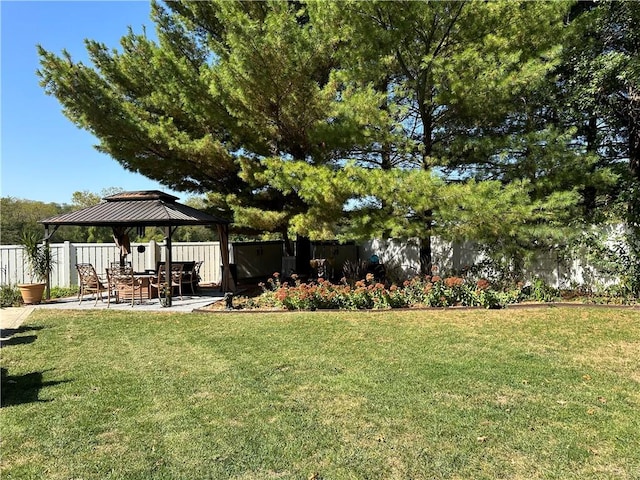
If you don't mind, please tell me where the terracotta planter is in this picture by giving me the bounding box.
[18,283,46,305]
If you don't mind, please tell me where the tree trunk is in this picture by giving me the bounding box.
[419,229,433,277]
[295,235,312,279]
[283,230,294,257]
[582,115,598,218]
[629,102,640,182]
[628,101,640,234]
[419,109,434,276]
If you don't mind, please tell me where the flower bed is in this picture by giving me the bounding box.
[249,273,526,310]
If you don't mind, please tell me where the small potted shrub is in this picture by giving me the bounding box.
[18,232,55,305]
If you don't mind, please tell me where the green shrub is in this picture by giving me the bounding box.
[50,286,78,299]
[578,225,640,302]
[0,285,78,308]
[0,284,22,307]
[256,272,529,310]
[527,278,559,302]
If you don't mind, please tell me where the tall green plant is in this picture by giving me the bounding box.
[20,232,54,283]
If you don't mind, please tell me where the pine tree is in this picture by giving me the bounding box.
[39,0,587,278]
[298,0,577,274]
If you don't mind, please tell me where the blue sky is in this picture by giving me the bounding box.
[1,0,185,204]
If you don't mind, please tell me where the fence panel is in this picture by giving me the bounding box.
[2,241,223,288]
[0,246,27,285]
[361,238,421,279]
[75,243,122,281]
[0,237,624,290]
[0,244,67,287]
[50,244,66,287]
[360,237,619,288]
[233,241,283,281]
[311,242,358,281]
[159,242,221,284]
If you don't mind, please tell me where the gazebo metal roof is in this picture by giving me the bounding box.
[40,190,229,227]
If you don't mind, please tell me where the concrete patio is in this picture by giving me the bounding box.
[32,286,225,313]
[1,287,227,344]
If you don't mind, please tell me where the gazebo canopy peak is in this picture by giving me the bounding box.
[39,190,229,227]
[103,190,179,202]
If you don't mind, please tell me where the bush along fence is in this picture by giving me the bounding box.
[250,271,634,311]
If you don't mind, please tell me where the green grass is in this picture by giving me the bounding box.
[1,307,639,479]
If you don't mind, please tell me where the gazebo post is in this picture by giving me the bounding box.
[164,226,173,307]
[44,225,51,301]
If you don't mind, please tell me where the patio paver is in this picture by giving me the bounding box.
[1,306,36,331]
[34,289,224,313]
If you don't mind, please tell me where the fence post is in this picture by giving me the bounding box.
[452,241,461,272]
[148,240,159,271]
[64,241,78,287]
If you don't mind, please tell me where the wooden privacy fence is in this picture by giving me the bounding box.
[1,241,222,288]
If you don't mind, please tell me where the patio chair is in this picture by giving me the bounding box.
[150,264,184,301]
[181,261,202,294]
[192,260,204,291]
[110,261,131,270]
[106,266,144,307]
[76,263,109,306]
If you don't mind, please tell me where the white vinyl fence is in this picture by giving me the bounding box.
[359,237,619,289]
[0,237,623,290]
[1,241,222,288]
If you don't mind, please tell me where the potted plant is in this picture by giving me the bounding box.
[18,231,55,305]
[159,282,171,307]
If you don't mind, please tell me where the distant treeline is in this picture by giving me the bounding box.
[0,194,219,245]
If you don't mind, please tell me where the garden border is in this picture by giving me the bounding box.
[194,301,640,314]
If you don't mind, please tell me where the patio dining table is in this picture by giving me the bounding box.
[133,272,157,300]
[106,268,186,305]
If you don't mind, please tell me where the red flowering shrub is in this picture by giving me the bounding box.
[254,269,527,310]
[444,276,464,288]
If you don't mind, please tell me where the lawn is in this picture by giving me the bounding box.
[1,307,639,479]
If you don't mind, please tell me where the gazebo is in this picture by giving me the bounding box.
[39,190,235,305]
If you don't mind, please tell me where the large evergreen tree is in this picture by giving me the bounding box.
[556,0,640,295]
[260,0,578,274]
[38,1,381,249]
[39,0,620,278]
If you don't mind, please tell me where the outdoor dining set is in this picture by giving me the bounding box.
[75,261,204,307]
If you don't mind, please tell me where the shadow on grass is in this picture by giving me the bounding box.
[0,334,38,346]
[1,368,71,407]
[0,325,45,348]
